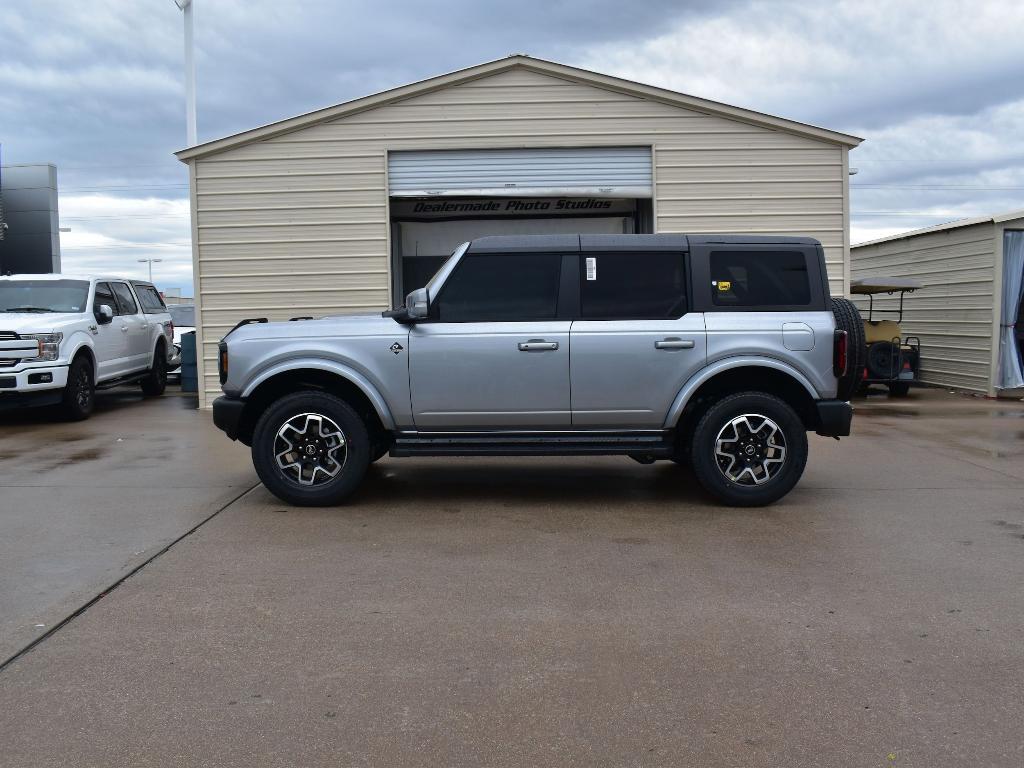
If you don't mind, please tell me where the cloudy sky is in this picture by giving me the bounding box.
[3,0,1023,295]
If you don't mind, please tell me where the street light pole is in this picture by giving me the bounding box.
[138,258,163,282]
[174,0,197,146]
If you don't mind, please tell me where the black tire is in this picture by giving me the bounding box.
[866,341,898,380]
[141,344,167,396]
[251,391,371,506]
[690,392,808,507]
[888,382,911,397]
[61,354,95,421]
[830,296,866,401]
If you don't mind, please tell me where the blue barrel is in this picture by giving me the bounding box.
[180,331,198,392]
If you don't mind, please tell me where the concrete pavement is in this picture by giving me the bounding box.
[0,388,1022,767]
[0,388,255,662]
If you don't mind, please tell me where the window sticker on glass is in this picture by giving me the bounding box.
[586,257,597,281]
[718,280,732,292]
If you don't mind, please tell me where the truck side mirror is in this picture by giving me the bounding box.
[95,304,114,324]
[405,288,429,320]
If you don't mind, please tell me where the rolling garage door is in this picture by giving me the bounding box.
[388,147,653,198]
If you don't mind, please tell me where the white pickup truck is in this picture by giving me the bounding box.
[0,274,175,420]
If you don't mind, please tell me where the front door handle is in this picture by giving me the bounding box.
[655,338,695,350]
[518,340,559,352]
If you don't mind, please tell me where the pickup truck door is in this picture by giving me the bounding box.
[110,281,150,371]
[90,282,129,380]
[408,250,573,429]
[570,249,707,428]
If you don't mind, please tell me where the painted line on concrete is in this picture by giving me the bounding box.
[0,481,261,674]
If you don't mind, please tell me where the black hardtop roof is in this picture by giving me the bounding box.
[467,233,821,253]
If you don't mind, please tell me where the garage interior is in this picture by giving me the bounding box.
[387,147,654,300]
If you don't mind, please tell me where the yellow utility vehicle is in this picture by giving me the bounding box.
[850,277,923,397]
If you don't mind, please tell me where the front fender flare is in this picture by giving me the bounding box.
[241,358,397,430]
[663,356,819,428]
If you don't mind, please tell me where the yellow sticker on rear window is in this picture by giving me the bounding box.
[717,280,732,292]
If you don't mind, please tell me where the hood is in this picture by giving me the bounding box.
[227,312,403,343]
[0,312,86,334]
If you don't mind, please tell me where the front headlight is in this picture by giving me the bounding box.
[21,333,63,362]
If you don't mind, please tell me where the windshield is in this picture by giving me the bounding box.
[168,305,196,326]
[0,280,90,313]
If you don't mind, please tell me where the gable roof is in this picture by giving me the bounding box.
[175,55,862,162]
[853,208,1024,248]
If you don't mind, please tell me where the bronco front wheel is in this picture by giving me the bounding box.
[251,391,370,506]
[690,392,808,507]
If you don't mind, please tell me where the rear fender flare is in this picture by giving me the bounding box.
[664,356,819,428]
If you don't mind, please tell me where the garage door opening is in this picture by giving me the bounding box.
[387,147,653,303]
[390,197,653,300]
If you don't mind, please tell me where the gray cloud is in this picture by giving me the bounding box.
[2,0,1023,287]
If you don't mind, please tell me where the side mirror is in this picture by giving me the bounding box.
[95,304,114,324]
[405,288,429,320]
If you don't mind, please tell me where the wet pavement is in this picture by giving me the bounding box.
[0,387,1022,766]
[0,388,255,662]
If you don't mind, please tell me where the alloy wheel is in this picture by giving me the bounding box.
[714,413,787,486]
[273,412,348,486]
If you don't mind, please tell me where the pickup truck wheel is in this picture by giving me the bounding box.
[140,347,167,396]
[252,391,370,506]
[61,355,95,421]
[690,392,808,507]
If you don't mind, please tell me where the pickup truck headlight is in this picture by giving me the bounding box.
[21,333,63,362]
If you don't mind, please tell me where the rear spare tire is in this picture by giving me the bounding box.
[830,297,866,401]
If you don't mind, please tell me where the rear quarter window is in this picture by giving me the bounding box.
[710,251,811,307]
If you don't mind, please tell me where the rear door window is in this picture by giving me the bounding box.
[434,253,562,322]
[710,250,811,307]
[134,283,166,313]
[580,252,687,319]
[110,282,139,316]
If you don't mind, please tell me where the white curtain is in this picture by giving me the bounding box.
[997,230,1024,390]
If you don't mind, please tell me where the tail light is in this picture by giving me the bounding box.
[165,320,174,341]
[833,330,848,377]
[218,342,228,384]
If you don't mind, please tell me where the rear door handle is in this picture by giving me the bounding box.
[655,338,695,350]
[518,340,559,352]
[120,325,129,333]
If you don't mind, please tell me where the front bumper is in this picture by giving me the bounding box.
[212,396,246,442]
[0,363,69,395]
[814,399,852,437]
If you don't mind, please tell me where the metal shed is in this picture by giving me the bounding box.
[851,210,1024,396]
[176,55,862,408]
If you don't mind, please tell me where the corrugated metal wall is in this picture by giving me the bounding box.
[191,67,850,406]
[851,222,997,393]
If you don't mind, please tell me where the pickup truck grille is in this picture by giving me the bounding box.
[0,332,19,365]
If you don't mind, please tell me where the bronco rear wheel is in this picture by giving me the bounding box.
[252,391,370,506]
[690,391,808,507]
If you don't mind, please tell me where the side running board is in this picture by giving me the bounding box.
[390,431,675,458]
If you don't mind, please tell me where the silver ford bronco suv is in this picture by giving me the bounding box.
[213,234,863,507]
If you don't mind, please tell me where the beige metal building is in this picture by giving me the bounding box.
[176,55,862,407]
[851,211,1024,396]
